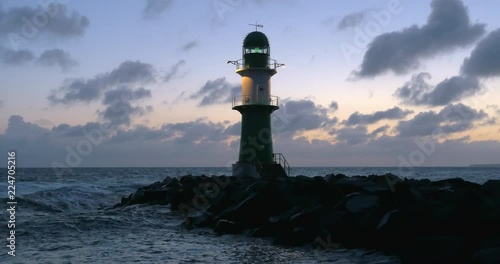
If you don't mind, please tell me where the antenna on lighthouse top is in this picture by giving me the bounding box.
[249,22,263,31]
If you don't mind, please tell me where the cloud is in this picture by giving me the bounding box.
[345,106,413,126]
[223,122,241,136]
[394,29,500,107]
[0,115,236,167]
[37,49,78,71]
[163,60,186,82]
[143,0,172,19]
[335,126,368,145]
[0,46,34,65]
[353,0,485,78]
[224,99,338,138]
[394,73,481,106]
[181,40,198,52]
[369,125,389,137]
[0,4,89,39]
[337,11,366,30]
[99,87,153,126]
[189,77,240,106]
[160,119,228,143]
[396,103,487,137]
[275,99,337,134]
[48,60,156,104]
[0,100,3,109]
[4,115,49,142]
[102,87,151,105]
[329,100,339,111]
[461,28,500,78]
[1,112,499,167]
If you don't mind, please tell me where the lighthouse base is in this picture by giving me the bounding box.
[232,162,260,178]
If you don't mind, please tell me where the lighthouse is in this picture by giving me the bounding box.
[228,25,290,178]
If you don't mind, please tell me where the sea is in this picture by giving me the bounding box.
[1,167,499,264]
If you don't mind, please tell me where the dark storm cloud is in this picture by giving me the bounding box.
[337,11,366,30]
[0,46,34,65]
[181,40,199,52]
[345,106,413,126]
[143,0,172,19]
[396,103,487,137]
[353,0,485,78]
[99,87,153,127]
[394,72,481,106]
[48,60,156,104]
[163,60,186,82]
[0,4,89,39]
[461,28,500,78]
[37,49,78,71]
[189,77,240,106]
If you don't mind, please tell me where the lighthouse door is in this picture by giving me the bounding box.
[257,85,266,105]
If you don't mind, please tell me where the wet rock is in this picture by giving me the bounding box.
[471,247,500,264]
[214,219,242,235]
[116,173,500,262]
[342,193,379,214]
[288,205,323,228]
[274,226,316,247]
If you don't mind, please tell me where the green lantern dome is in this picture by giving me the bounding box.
[243,31,269,47]
[242,31,271,68]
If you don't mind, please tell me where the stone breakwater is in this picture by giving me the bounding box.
[114,174,500,263]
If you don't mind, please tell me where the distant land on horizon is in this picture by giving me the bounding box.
[18,165,500,168]
[468,164,500,168]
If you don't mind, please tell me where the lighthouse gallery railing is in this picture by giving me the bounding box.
[232,59,281,70]
[232,95,279,108]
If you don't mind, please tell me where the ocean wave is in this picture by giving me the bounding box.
[7,184,115,213]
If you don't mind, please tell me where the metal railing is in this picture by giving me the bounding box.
[273,153,290,176]
[232,95,279,108]
[231,59,283,70]
[254,160,264,176]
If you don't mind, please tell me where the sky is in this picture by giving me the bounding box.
[1,0,500,169]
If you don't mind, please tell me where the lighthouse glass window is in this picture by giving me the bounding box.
[246,48,268,54]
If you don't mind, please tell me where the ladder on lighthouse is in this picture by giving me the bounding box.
[255,153,291,178]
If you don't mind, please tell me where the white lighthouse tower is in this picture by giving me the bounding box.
[228,25,290,178]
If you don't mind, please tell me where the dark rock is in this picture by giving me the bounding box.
[289,205,323,228]
[337,192,379,214]
[214,219,242,235]
[116,174,500,263]
[274,226,316,246]
[324,173,347,184]
[398,236,466,263]
[471,247,500,264]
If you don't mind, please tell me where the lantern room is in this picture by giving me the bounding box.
[242,31,270,68]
